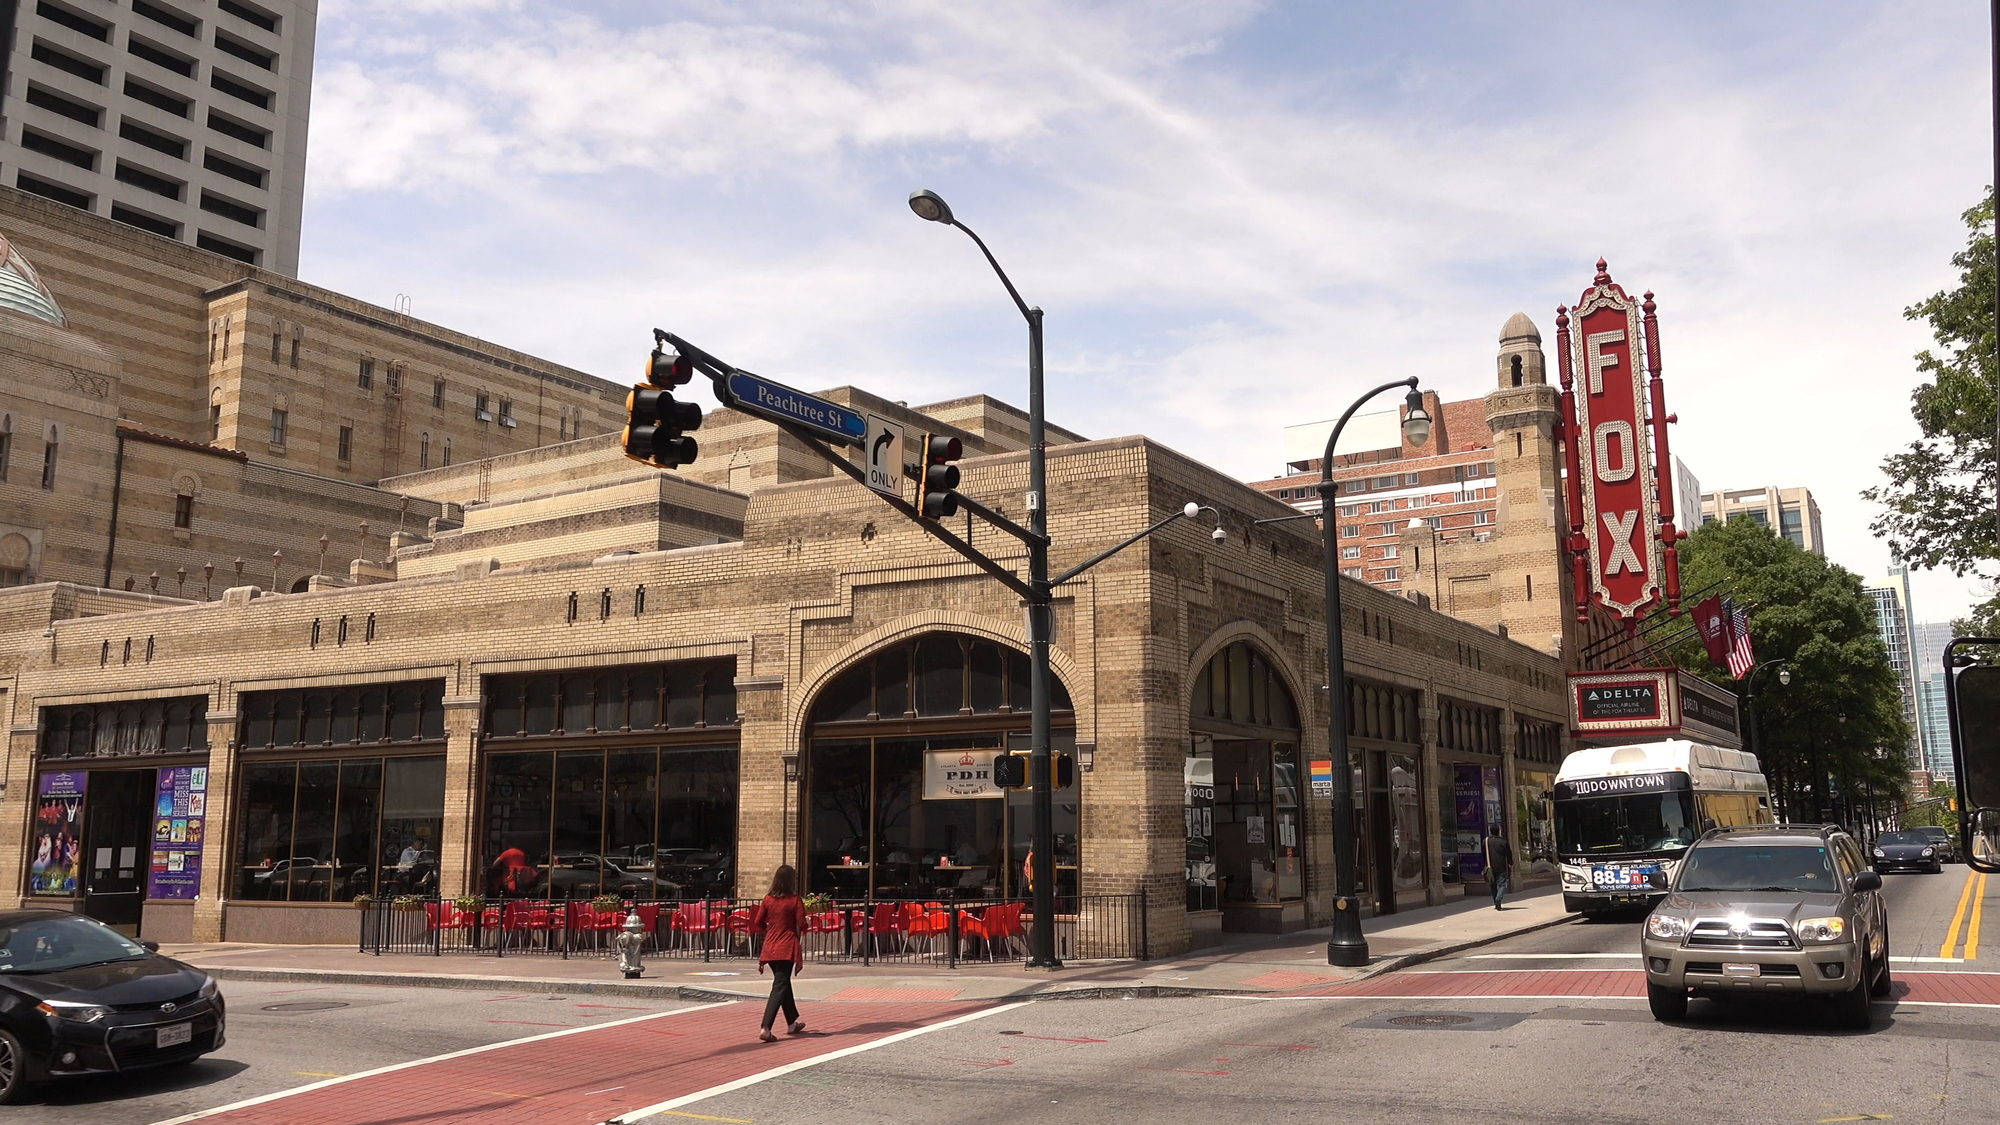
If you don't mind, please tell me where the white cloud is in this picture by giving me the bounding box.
[299,0,1993,620]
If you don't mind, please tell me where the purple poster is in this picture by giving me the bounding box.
[1455,764,1487,879]
[29,771,86,896]
[147,766,208,900]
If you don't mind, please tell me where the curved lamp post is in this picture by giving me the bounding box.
[1742,659,1790,813]
[1318,377,1432,966]
[909,188,1062,969]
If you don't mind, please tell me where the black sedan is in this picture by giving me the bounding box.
[0,910,225,1102]
[1872,831,1945,875]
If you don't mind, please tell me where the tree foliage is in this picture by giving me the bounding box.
[1865,188,1998,579]
[1668,518,1911,816]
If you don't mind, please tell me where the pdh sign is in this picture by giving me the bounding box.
[1555,260,1684,622]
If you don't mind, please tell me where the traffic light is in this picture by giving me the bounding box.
[917,433,962,519]
[622,348,702,468]
[1056,753,1075,790]
[993,753,1027,789]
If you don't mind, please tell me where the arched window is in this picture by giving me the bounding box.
[803,633,1077,900]
[419,432,431,469]
[1186,640,1304,913]
[1510,354,1524,387]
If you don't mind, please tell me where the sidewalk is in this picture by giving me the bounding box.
[161,886,1572,1003]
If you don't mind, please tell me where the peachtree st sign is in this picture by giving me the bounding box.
[1570,668,1680,735]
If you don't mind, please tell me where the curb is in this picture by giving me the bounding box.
[196,912,1579,1003]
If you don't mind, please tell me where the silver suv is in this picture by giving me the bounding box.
[1639,825,1889,1029]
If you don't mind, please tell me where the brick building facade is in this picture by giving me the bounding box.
[0,192,1580,954]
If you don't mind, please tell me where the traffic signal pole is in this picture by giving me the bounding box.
[1024,306,1060,969]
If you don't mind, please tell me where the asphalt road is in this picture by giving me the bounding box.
[0,981,697,1124]
[6,864,1995,1124]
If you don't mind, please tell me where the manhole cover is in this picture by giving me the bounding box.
[1349,1009,1531,1032]
[1386,1013,1476,1028]
[261,1001,350,1013]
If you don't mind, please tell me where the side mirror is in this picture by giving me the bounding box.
[1851,871,1882,893]
[140,940,160,953]
[1972,809,2000,874]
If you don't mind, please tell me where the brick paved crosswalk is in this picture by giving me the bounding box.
[156,998,995,1125]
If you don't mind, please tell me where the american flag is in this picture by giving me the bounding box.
[1725,598,1755,678]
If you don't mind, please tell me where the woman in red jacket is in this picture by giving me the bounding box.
[753,864,806,1042]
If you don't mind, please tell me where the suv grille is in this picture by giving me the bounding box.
[1687,920,1798,949]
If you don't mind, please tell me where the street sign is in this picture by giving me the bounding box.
[865,414,904,497]
[723,372,868,447]
[1309,759,1334,800]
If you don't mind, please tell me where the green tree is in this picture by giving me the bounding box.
[1901,782,1958,829]
[1866,188,1999,588]
[1668,518,1911,820]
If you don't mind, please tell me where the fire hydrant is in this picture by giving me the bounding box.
[614,910,647,979]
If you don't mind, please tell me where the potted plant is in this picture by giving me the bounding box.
[391,895,422,911]
[454,894,485,913]
[590,894,625,912]
[802,892,834,914]
[352,893,375,910]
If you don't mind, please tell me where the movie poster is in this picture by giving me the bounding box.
[29,772,86,896]
[148,766,207,900]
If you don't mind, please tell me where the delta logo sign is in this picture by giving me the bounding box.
[1555,260,1685,623]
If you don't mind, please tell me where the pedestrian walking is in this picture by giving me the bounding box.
[752,864,806,1043]
[1485,826,1513,910]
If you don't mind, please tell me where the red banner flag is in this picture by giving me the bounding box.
[1693,595,1731,668]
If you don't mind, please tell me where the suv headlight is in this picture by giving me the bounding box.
[37,999,110,1023]
[1646,913,1689,940]
[1796,917,1847,942]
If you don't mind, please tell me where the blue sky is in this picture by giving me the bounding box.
[299,0,1991,620]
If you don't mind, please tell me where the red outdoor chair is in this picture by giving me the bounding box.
[866,903,901,956]
[670,901,715,951]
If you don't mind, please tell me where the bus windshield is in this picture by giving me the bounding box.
[1555,790,1699,856]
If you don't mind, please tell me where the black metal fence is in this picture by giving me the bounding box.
[357,891,1149,966]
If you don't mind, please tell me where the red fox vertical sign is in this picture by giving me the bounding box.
[1555,260,1683,623]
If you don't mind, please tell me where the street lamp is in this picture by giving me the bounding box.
[1317,376,1431,967]
[910,188,1062,969]
[1742,658,1790,814]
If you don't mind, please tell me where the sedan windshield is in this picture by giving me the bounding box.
[1677,845,1840,893]
[0,916,148,973]
[1554,790,1698,855]
[1877,832,1929,847]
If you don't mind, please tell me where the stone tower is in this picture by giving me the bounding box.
[1400,313,1575,658]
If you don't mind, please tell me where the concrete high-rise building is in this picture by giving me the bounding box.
[1699,485,1825,555]
[1864,566,1923,767]
[0,0,315,274]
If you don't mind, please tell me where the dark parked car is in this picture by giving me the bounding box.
[1913,826,1960,864]
[1873,831,1944,874]
[0,910,225,1102]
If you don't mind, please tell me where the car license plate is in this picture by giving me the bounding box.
[157,1022,192,1049]
[1722,963,1760,978]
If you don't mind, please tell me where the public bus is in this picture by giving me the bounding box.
[1553,739,1773,915]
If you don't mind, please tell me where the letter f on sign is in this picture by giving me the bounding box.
[1586,330,1624,395]
[1602,509,1643,575]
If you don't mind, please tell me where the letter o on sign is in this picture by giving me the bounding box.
[1593,420,1636,483]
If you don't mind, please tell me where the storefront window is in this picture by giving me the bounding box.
[39,697,209,761]
[234,755,444,901]
[1188,642,1304,915]
[484,659,736,740]
[239,681,445,752]
[804,634,1077,902]
[481,746,738,900]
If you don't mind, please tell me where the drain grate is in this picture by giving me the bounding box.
[1386,1013,1476,1028]
[261,1001,350,1013]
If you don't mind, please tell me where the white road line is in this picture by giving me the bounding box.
[1407,968,1639,974]
[1892,956,1967,963]
[145,1002,730,1125]
[609,1002,1029,1124]
[1465,953,1640,960]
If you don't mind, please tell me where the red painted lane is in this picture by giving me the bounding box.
[1289,970,2000,1005]
[181,999,988,1125]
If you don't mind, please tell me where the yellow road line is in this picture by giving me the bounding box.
[1966,873,1988,960]
[1940,869,1979,959]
